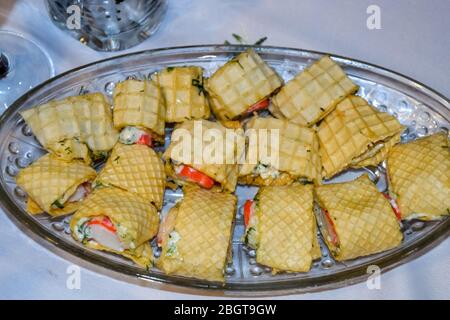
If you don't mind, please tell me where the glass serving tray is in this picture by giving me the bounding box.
[0,45,448,296]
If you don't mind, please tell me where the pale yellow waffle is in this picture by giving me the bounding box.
[157,187,236,282]
[158,66,210,122]
[387,133,450,220]
[163,119,244,192]
[70,187,159,268]
[270,56,358,126]
[239,116,321,185]
[16,153,96,216]
[318,96,404,178]
[47,138,91,165]
[206,49,283,121]
[20,93,118,157]
[316,175,403,261]
[255,185,317,273]
[96,143,166,209]
[113,79,165,142]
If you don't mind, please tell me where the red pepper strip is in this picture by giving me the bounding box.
[383,193,402,221]
[324,209,339,246]
[87,216,117,233]
[177,165,215,189]
[245,98,270,114]
[137,132,152,147]
[243,200,254,227]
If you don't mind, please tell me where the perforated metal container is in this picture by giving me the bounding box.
[0,45,448,296]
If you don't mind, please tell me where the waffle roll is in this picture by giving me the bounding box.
[158,66,210,123]
[387,133,450,220]
[164,119,244,192]
[70,187,159,268]
[318,95,404,179]
[244,185,319,273]
[270,56,358,126]
[315,175,402,261]
[113,79,166,143]
[239,116,321,185]
[20,93,119,160]
[95,143,166,209]
[16,154,96,216]
[47,138,91,164]
[157,187,236,282]
[205,49,283,121]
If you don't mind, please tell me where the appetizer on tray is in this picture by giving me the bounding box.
[163,119,244,192]
[16,154,96,216]
[243,185,321,273]
[206,49,283,123]
[239,116,321,185]
[270,56,358,126]
[113,79,165,146]
[71,187,159,268]
[387,133,450,221]
[318,95,404,179]
[158,66,211,122]
[157,187,236,282]
[20,93,118,163]
[315,175,403,261]
[95,143,166,209]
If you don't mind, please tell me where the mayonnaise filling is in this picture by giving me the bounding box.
[119,126,148,145]
[75,217,134,252]
[253,162,279,179]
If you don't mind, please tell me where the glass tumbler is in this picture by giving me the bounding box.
[45,0,168,52]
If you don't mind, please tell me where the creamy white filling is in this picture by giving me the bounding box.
[119,126,146,144]
[254,162,279,179]
[89,224,125,252]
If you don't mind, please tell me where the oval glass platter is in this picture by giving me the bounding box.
[0,45,448,296]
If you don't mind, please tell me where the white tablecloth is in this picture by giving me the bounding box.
[0,0,448,299]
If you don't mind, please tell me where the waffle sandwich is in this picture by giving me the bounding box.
[206,49,283,122]
[21,93,118,162]
[16,153,96,216]
[387,133,450,220]
[270,56,358,126]
[113,79,166,145]
[164,119,244,192]
[318,95,404,179]
[95,143,166,209]
[157,187,236,282]
[239,116,321,185]
[315,175,403,261]
[158,66,210,122]
[70,187,159,268]
[243,185,321,273]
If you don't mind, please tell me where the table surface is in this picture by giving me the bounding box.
[0,0,449,299]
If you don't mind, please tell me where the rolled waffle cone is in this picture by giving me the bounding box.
[206,49,283,121]
[47,138,91,165]
[96,143,166,209]
[239,116,321,184]
[157,187,236,282]
[255,185,317,273]
[20,93,118,156]
[163,119,244,192]
[270,56,358,126]
[387,133,450,220]
[158,66,211,123]
[16,153,96,216]
[315,175,403,261]
[113,79,165,141]
[318,95,404,178]
[70,187,159,268]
